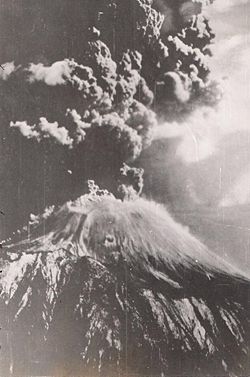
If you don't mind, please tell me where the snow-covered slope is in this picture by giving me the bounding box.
[0,193,249,376]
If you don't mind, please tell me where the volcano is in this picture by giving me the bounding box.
[0,190,249,377]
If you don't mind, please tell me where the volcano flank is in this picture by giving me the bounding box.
[0,192,249,376]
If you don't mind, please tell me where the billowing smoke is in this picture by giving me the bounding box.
[1,2,250,376]
[0,0,220,239]
[117,163,144,200]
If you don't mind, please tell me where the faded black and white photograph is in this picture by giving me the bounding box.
[0,0,250,376]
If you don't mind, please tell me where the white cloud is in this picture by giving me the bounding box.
[27,60,73,86]
[10,120,40,139]
[66,109,90,129]
[153,106,219,163]
[38,117,73,145]
[0,62,18,80]
[66,109,91,143]
[10,117,73,147]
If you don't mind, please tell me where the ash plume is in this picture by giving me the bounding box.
[1,1,249,376]
[3,0,218,204]
[6,33,158,198]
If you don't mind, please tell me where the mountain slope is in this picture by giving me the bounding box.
[0,194,249,376]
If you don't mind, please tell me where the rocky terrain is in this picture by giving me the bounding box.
[0,191,249,376]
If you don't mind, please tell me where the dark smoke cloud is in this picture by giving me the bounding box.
[5,33,157,198]
[117,163,144,200]
[0,0,219,238]
[83,112,143,166]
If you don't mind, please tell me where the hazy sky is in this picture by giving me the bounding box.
[139,0,250,272]
[161,0,250,208]
[201,0,250,207]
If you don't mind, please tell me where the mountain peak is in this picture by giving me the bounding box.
[0,196,249,376]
